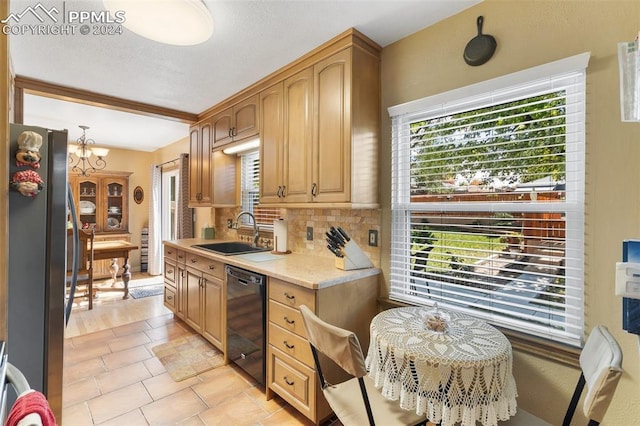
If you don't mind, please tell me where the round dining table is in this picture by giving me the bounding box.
[365,306,518,426]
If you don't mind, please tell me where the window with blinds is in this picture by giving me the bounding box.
[240,150,279,227]
[389,53,589,346]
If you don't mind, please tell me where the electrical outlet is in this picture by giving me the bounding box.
[368,229,378,247]
[227,219,233,228]
[306,226,313,241]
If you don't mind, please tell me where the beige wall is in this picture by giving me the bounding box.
[380,0,640,423]
[95,147,154,270]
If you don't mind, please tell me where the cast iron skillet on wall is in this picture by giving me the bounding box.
[464,16,497,66]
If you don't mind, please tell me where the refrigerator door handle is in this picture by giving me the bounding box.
[65,183,79,325]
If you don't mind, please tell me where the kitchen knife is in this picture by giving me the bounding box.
[326,244,344,257]
[329,227,346,245]
[337,226,351,242]
[326,232,344,248]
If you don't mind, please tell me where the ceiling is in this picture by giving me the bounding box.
[8,0,480,151]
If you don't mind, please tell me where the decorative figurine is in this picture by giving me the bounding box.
[10,170,44,198]
[15,131,43,169]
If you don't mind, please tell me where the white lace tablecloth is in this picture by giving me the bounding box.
[365,307,517,426]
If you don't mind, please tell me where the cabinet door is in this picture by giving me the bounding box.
[184,267,203,332]
[260,82,285,204]
[189,125,201,204]
[312,48,352,203]
[283,67,314,203]
[212,108,234,148]
[233,94,260,141]
[103,177,128,232]
[176,263,186,320]
[202,272,223,349]
[74,176,101,231]
[211,150,237,206]
[189,119,212,206]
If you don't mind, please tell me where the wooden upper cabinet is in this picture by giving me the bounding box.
[284,67,314,203]
[211,150,237,206]
[260,82,284,204]
[259,43,380,208]
[189,118,212,206]
[212,94,260,149]
[312,49,351,204]
[260,67,314,204]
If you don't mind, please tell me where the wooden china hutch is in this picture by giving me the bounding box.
[68,171,132,279]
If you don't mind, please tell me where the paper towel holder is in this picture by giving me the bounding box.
[271,238,291,255]
[272,220,291,254]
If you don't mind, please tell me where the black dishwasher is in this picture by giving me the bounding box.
[225,265,266,385]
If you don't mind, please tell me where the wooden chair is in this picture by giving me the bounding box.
[299,305,426,426]
[503,325,623,425]
[66,228,95,310]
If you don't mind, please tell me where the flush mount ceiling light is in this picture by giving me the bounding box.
[103,0,213,46]
[68,125,109,176]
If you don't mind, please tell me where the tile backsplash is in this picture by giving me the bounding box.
[212,207,381,267]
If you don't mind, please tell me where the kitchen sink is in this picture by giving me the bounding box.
[191,241,271,256]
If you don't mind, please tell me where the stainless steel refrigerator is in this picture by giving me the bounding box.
[7,123,69,422]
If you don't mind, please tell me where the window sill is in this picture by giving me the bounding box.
[377,298,580,368]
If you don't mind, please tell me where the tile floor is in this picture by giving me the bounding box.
[62,284,335,425]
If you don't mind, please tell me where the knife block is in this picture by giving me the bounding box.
[335,240,374,270]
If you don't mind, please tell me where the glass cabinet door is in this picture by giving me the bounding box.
[78,179,99,231]
[104,179,127,232]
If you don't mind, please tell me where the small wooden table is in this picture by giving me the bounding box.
[366,307,517,426]
[93,240,138,299]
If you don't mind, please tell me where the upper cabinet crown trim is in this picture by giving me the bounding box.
[197,28,381,121]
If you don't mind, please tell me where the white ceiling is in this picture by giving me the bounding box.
[8,0,480,151]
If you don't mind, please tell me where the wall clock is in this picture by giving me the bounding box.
[133,186,144,204]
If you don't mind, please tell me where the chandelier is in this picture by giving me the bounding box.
[68,125,109,176]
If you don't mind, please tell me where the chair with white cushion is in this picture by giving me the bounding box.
[299,304,426,426]
[503,325,623,426]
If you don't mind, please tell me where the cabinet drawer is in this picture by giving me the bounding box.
[269,300,307,338]
[164,259,176,285]
[269,278,315,309]
[185,253,223,278]
[164,286,176,309]
[269,323,313,368]
[269,346,315,418]
[164,245,178,261]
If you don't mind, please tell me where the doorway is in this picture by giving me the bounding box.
[161,167,179,241]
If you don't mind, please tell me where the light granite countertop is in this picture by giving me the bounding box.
[164,238,380,290]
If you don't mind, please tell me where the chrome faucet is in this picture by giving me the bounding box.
[234,211,260,247]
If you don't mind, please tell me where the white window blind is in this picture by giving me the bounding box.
[240,151,279,227]
[390,53,589,346]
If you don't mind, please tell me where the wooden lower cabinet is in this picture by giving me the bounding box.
[202,272,223,348]
[176,250,225,351]
[162,244,379,424]
[184,266,203,333]
[266,275,378,425]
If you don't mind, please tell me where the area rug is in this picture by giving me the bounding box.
[129,284,164,299]
[151,334,225,381]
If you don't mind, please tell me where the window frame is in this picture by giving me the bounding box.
[239,149,279,229]
[389,53,590,347]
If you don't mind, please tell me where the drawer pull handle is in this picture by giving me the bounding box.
[178,255,184,259]
[167,295,173,300]
[284,341,294,349]
[283,376,295,386]
[167,269,174,274]
[284,292,295,300]
[208,265,216,270]
[191,258,198,263]
[284,316,295,325]
[167,250,173,255]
